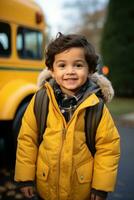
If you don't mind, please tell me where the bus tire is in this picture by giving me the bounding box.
[12,102,29,151]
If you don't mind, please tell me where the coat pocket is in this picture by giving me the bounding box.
[71,161,93,200]
[76,161,93,183]
[36,161,50,199]
[36,161,49,181]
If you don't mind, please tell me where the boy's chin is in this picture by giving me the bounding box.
[60,86,78,95]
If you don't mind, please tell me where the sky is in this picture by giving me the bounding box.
[35,0,67,37]
[35,0,108,38]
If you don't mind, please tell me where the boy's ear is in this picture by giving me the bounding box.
[51,70,55,78]
[88,69,94,74]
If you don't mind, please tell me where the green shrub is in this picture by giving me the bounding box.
[101,0,134,97]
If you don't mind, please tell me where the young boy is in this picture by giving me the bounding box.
[15,33,120,200]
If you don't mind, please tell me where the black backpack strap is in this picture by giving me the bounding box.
[85,98,104,157]
[34,87,49,144]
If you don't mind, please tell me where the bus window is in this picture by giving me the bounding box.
[17,27,43,60]
[0,22,11,57]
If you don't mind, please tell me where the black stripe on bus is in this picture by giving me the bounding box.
[0,66,43,72]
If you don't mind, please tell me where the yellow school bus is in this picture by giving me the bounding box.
[0,0,46,166]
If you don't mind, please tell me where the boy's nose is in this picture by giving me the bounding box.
[66,66,75,74]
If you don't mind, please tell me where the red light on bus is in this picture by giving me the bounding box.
[102,66,109,75]
[36,12,43,24]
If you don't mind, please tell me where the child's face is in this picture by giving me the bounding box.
[51,47,89,96]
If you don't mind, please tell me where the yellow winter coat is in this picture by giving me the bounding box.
[15,81,120,200]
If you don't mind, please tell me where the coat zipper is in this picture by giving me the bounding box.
[57,127,66,199]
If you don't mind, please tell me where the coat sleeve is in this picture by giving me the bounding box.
[91,104,120,192]
[14,95,38,182]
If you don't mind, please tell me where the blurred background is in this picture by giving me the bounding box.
[0,0,134,199]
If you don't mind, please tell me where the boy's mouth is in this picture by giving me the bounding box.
[63,78,78,85]
[64,77,78,80]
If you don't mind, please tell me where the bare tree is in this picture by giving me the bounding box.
[62,0,108,52]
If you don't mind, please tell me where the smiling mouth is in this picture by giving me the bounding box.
[64,78,78,80]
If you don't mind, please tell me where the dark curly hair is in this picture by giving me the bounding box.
[45,32,98,73]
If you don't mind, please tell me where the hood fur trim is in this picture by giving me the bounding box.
[91,72,114,103]
[37,69,114,103]
[37,68,52,87]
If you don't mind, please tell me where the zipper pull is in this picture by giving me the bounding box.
[62,128,66,140]
[62,128,66,134]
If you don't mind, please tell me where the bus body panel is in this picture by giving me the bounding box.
[0,64,42,89]
[0,0,45,29]
[0,0,45,121]
[0,79,37,120]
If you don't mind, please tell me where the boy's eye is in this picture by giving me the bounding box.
[58,63,65,68]
[75,63,83,68]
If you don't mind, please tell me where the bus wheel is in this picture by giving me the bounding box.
[12,102,29,152]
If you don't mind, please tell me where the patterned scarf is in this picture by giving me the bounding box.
[53,79,89,122]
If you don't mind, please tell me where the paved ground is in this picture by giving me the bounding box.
[118,113,134,127]
[108,125,134,200]
[0,169,24,200]
[0,169,40,200]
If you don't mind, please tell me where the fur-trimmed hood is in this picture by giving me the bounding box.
[37,68,114,103]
